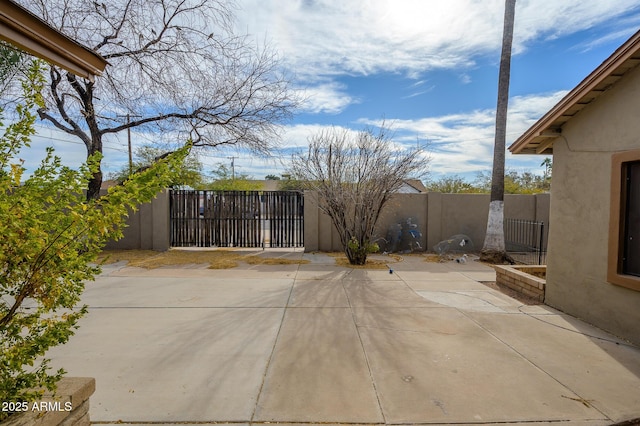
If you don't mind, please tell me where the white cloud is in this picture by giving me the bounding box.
[514,1,640,48]
[233,0,639,116]
[236,0,640,79]
[297,82,358,114]
[12,1,637,184]
[277,123,326,148]
[14,122,193,178]
[506,91,569,137]
[356,90,567,177]
[402,88,433,99]
[572,25,640,53]
[17,135,87,174]
[459,74,472,85]
[13,89,566,182]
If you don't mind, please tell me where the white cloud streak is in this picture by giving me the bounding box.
[355,90,567,177]
[15,1,637,181]
[238,0,640,77]
[236,0,639,113]
[12,90,569,180]
[296,82,359,113]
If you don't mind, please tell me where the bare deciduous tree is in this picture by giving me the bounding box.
[17,0,297,199]
[289,126,428,265]
[0,42,27,97]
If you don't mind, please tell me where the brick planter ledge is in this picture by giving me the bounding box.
[493,265,546,303]
[2,377,95,426]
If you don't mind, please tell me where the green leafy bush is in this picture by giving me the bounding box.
[347,237,380,265]
[0,61,188,420]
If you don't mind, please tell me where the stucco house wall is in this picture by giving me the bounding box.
[543,63,640,345]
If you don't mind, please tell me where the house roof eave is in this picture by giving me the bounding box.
[0,0,107,81]
[509,29,640,155]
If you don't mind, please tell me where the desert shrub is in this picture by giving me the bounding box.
[0,61,187,420]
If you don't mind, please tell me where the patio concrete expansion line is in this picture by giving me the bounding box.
[46,252,640,425]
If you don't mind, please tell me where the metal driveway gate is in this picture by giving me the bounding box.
[170,190,304,248]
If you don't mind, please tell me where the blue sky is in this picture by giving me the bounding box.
[20,0,640,183]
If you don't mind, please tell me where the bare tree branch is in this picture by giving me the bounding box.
[15,0,298,199]
[37,67,92,148]
[93,0,134,51]
[289,126,429,265]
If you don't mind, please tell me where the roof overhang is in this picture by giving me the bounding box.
[509,29,640,155]
[0,0,107,81]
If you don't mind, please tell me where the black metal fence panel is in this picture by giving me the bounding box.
[504,218,547,265]
[170,190,303,248]
[262,191,304,248]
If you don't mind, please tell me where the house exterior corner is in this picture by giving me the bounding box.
[533,61,640,345]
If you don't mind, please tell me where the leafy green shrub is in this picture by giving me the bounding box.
[347,237,380,265]
[0,61,188,420]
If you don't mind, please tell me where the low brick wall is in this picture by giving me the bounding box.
[2,377,95,426]
[494,265,546,302]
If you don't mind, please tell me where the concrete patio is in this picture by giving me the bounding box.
[47,251,640,425]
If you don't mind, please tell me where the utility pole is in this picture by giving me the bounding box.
[117,113,141,174]
[228,156,236,180]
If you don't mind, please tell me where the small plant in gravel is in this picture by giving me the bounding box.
[0,61,188,420]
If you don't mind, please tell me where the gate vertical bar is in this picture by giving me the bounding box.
[539,222,544,266]
[170,189,304,249]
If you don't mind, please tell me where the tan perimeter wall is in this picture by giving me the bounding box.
[304,191,550,253]
[543,63,640,346]
[104,189,171,251]
[108,189,550,259]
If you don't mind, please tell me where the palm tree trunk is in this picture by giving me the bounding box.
[480,0,516,264]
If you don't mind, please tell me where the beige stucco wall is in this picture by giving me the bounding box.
[425,193,548,252]
[375,193,428,251]
[544,63,640,345]
[105,189,171,251]
[426,193,487,250]
[304,191,549,253]
[303,192,428,252]
[109,188,551,269]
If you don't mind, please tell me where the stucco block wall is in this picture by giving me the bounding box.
[545,64,640,345]
[104,189,171,251]
[304,191,549,253]
[375,193,428,251]
[303,192,428,252]
[303,191,342,252]
[426,193,487,250]
[108,189,550,263]
[425,193,548,252]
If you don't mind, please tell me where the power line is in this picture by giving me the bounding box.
[27,122,531,164]
[28,124,129,153]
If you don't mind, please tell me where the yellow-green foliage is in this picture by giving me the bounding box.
[0,62,189,419]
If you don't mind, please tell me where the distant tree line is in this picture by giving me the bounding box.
[108,145,309,191]
[111,145,551,195]
[426,160,552,194]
